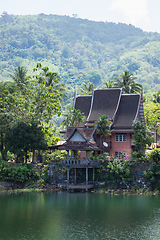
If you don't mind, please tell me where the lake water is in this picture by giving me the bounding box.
[0,192,160,240]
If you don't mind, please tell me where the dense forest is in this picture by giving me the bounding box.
[0,12,160,94]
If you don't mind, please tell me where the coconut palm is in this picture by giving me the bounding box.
[104,80,114,88]
[79,82,95,95]
[9,66,30,90]
[61,105,86,128]
[94,114,111,147]
[153,91,160,103]
[34,63,66,101]
[114,71,142,94]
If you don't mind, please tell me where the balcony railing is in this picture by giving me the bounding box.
[61,159,100,166]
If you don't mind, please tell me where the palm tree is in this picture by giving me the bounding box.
[79,82,95,95]
[103,80,114,88]
[61,105,86,128]
[9,66,30,90]
[34,64,66,101]
[113,71,142,94]
[153,91,160,103]
[94,114,111,147]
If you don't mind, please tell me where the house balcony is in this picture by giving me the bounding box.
[61,159,103,168]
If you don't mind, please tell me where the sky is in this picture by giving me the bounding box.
[1,0,160,33]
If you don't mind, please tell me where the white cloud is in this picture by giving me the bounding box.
[109,0,149,25]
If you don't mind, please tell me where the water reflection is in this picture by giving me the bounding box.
[0,192,160,239]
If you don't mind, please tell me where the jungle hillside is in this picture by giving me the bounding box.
[1,12,160,94]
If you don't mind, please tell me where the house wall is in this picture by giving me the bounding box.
[110,133,132,157]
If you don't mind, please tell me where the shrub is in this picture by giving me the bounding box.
[52,150,67,161]
[144,162,160,189]
[0,161,39,184]
[149,148,160,162]
[106,160,134,182]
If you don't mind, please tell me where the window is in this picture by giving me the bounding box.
[115,134,126,142]
[115,151,126,158]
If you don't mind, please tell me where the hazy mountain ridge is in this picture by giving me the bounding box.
[0,12,160,92]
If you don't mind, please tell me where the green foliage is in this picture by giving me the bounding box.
[132,121,154,154]
[0,63,63,160]
[153,91,160,103]
[90,152,110,161]
[52,150,67,161]
[106,160,134,182]
[9,66,30,92]
[149,148,160,162]
[79,82,95,95]
[0,161,39,184]
[97,159,135,182]
[40,165,50,184]
[5,121,47,162]
[94,114,111,138]
[88,70,101,85]
[144,100,160,131]
[144,162,160,189]
[61,105,86,127]
[0,14,159,93]
[103,80,114,88]
[113,71,142,94]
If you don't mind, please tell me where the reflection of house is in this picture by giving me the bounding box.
[57,88,145,159]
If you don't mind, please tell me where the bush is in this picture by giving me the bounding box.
[106,160,134,182]
[0,161,39,184]
[144,162,160,189]
[149,148,160,162]
[46,150,67,161]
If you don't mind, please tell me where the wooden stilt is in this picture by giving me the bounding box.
[86,167,88,191]
[75,168,77,185]
[67,150,69,164]
[93,167,95,186]
[67,167,69,190]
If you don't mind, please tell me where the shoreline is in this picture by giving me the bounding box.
[0,182,159,195]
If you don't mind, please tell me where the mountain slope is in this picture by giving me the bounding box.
[0,12,160,92]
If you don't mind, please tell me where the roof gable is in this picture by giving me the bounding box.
[112,94,141,128]
[67,127,96,142]
[87,88,122,122]
[74,95,92,118]
[69,130,86,142]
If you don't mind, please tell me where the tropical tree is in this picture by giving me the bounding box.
[144,101,160,131]
[103,80,114,88]
[33,63,66,101]
[79,82,95,95]
[88,70,101,85]
[94,114,111,147]
[61,105,86,128]
[5,121,47,162]
[132,121,153,157]
[0,81,19,160]
[9,66,30,92]
[153,91,160,103]
[0,64,64,160]
[113,71,142,94]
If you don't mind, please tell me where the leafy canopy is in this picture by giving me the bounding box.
[94,114,111,137]
[132,121,153,154]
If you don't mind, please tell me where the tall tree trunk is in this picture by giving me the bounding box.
[0,131,7,160]
[32,149,35,163]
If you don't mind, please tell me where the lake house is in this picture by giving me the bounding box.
[56,88,145,160]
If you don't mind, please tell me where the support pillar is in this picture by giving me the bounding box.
[75,168,77,185]
[93,167,95,186]
[86,151,88,164]
[67,150,69,164]
[86,167,88,191]
[67,167,69,190]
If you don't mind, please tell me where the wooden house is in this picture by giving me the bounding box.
[57,88,145,159]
